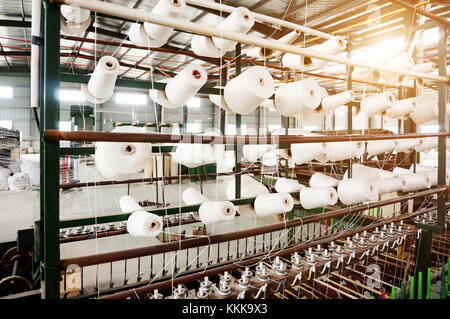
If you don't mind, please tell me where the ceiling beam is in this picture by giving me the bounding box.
[389,0,450,26]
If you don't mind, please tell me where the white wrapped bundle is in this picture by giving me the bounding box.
[254,193,294,217]
[321,90,355,112]
[310,36,347,68]
[128,23,158,47]
[120,195,163,237]
[224,66,274,115]
[226,175,269,200]
[61,4,90,23]
[119,195,146,213]
[410,164,449,185]
[290,142,326,164]
[8,173,30,191]
[20,160,40,186]
[366,140,395,156]
[300,86,328,125]
[144,0,186,48]
[242,145,272,162]
[149,86,180,108]
[309,172,340,188]
[323,141,364,162]
[393,166,413,175]
[60,11,91,36]
[212,7,255,52]
[352,164,397,180]
[261,151,278,166]
[353,68,381,83]
[282,53,313,70]
[324,64,347,75]
[382,53,414,81]
[386,97,416,119]
[274,178,305,193]
[182,187,209,205]
[198,201,237,224]
[415,138,438,152]
[410,62,436,74]
[376,177,407,194]
[171,144,214,168]
[274,79,322,117]
[360,92,395,118]
[259,99,276,112]
[165,64,207,106]
[410,164,435,173]
[410,94,439,125]
[247,30,300,59]
[401,173,432,192]
[126,211,163,237]
[209,90,232,112]
[337,178,379,205]
[82,55,120,104]
[419,171,438,186]
[394,139,421,153]
[95,126,152,180]
[191,35,223,58]
[300,187,338,209]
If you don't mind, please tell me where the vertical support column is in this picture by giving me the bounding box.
[415,230,432,299]
[346,38,353,178]
[40,1,60,299]
[234,44,242,199]
[155,103,163,133]
[437,24,447,233]
[282,72,289,178]
[219,66,227,135]
[182,105,188,132]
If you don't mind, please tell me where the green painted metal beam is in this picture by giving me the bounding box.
[40,1,61,299]
[234,44,242,200]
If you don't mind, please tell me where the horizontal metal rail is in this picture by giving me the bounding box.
[59,170,258,190]
[59,187,446,268]
[45,130,450,144]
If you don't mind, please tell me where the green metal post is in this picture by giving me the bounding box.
[40,1,61,299]
[391,285,396,299]
[415,230,432,299]
[410,276,414,299]
[426,268,431,299]
[234,43,242,199]
[400,282,404,299]
[415,230,433,296]
[440,261,446,299]
[436,24,447,233]
[418,272,423,299]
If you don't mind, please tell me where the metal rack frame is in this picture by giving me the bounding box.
[37,0,448,299]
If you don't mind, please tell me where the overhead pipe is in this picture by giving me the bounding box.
[184,0,333,40]
[61,0,449,83]
[30,0,42,129]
